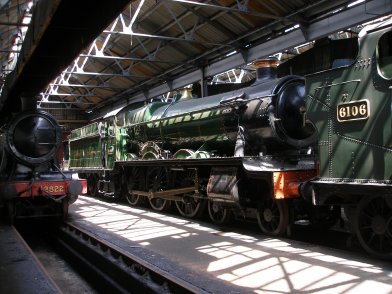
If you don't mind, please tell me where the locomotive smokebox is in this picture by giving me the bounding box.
[3,111,62,166]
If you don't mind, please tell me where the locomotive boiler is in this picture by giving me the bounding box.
[123,60,317,159]
[0,110,87,223]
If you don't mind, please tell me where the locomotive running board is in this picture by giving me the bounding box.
[242,157,316,173]
[117,157,243,168]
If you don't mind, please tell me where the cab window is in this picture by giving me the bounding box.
[378,31,392,79]
[116,112,124,127]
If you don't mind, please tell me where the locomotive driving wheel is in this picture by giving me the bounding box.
[256,198,289,237]
[175,192,206,218]
[146,167,171,212]
[354,195,392,259]
[126,168,145,206]
[208,201,233,225]
[174,170,206,218]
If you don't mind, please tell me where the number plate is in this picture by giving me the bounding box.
[41,184,66,194]
[337,100,369,122]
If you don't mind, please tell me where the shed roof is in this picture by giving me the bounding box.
[1,0,391,125]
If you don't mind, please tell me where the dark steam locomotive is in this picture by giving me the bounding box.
[0,110,87,223]
[69,59,318,231]
[68,19,392,259]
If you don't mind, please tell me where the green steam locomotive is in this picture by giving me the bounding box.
[68,19,392,259]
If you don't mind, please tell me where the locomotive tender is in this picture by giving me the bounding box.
[0,110,87,223]
[69,19,392,259]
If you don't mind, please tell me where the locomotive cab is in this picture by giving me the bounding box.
[305,21,392,197]
[304,20,392,258]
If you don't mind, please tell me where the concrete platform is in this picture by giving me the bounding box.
[0,224,59,294]
[70,196,392,294]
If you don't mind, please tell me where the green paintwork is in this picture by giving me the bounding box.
[69,102,145,170]
[69,90,240,170]
[123,92,246,156]
[306,24,392,182]
[69,121,100,139]
[69,122,104,169]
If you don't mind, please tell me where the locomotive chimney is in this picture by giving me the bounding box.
[253,59,279,83]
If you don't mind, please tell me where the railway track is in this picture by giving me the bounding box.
[11,199,392,293]
[15,219,210,293]
[54,222,207,293]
